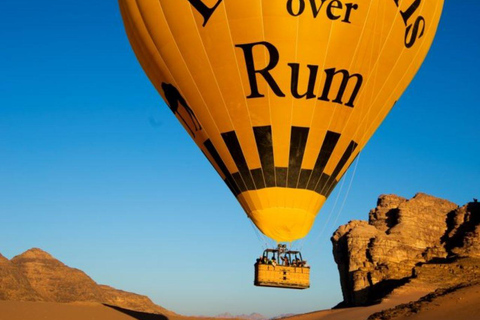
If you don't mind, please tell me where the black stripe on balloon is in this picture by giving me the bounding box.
[232,172,247,193]
[203,140,241,196]
[315,173,332,195]
[287,127,310,188]
[275,167,287,187]
[331,141,358,179]
[325,179,338,198]
[298,169,313,189]
[325,153,359,197]
[307,131,341,191]
[316,141,358,195]
[253,126,275,187]
[251,168,266,189]
[222,131,256,190]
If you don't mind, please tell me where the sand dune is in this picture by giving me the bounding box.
[286,286,435,320]
[0,300,232,320]
[1,283,479,320]
[0,301,142,320]
[286,283,480,320]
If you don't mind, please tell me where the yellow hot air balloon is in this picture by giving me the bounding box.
[119,0,443,243]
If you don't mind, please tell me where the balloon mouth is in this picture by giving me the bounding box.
[237,188,326,242]
[248,207,317,243]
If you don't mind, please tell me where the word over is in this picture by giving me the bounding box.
[287,0,359,24]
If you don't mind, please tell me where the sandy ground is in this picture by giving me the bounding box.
[396,284,480,320]
[287,285,437,320]
[0,301,139,320]
[1,284,479,320]
[0,301,223,320]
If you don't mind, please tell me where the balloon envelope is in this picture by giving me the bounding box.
[119,0,443,242]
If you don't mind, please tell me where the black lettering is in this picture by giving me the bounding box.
[309,0,327,18]
[187,0,223,27]
[319,68,363,108]
[236,42,286,99]
[289,63,319,99]
[405,16,425,48]
[342,3,359,23]
[326,0,343,20]
[400,0,421,25]
[287,0,306,16]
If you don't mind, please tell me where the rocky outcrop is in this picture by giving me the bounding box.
[332,193,480,306]
[0,248,171,315]
[0,253,41,302]
[99,285,171,315]
[11,249,105,303]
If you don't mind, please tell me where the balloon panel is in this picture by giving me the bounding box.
[119,0,444,241]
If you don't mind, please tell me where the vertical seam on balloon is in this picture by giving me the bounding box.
[221,3,272,214]
[356,1,442,151]
[328,0,407,153]
[184,4,256,193]
[350,0,431,151]
[317,1,387,197]
[259,1,279,220]
[289,15,301,219]
[311,1,376,198]
[259,0,276,188]
[221,3,267,192]
[302,20,334,193]
[154,0,243,186]
[130,0,223,177]
[135,0,243,193]
[323,0,402,189]
[302,0,377,212]
[319,0,382,196]
[132,0,212,138]
[341,0,440,182]
[314,0,401,199]
[122,1,171,93]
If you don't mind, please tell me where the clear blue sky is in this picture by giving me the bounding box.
[0,1,479,317]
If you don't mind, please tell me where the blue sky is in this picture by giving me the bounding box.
[0,1,479,317]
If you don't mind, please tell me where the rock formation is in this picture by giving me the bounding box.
[0,248,172,315]
[0,253,41,302]
[332,193,480,307]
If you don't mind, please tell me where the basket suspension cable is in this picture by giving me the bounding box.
[299,173,346,251]
[331,153,361,233]
[319,154,361,249]
[249,219,269,250]
[300,154,361,252]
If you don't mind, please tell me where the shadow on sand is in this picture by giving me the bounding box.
[104,304,169,320]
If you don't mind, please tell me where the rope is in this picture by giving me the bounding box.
[249,220,269,250]
[301,153,361,252]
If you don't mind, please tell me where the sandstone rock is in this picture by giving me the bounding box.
[445,202,480,258]
[332,193,479,307]
[99,285,172,315]
[0,253,41,302]
[0,248,171,315]
[11,248,105,303]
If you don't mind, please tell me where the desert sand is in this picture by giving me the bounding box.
[0,300,216,320]
[287,285,436,320]
[400,285,480,320]
[3,284,479,320]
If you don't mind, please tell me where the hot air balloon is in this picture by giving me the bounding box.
[119,0,443,289]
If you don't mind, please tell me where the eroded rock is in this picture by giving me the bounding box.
[332,193,480,306]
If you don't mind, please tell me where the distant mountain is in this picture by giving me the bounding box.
[215,312,295,320]
[216,313,267,320]
[0,248,172,315]
[0,253,41,302]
